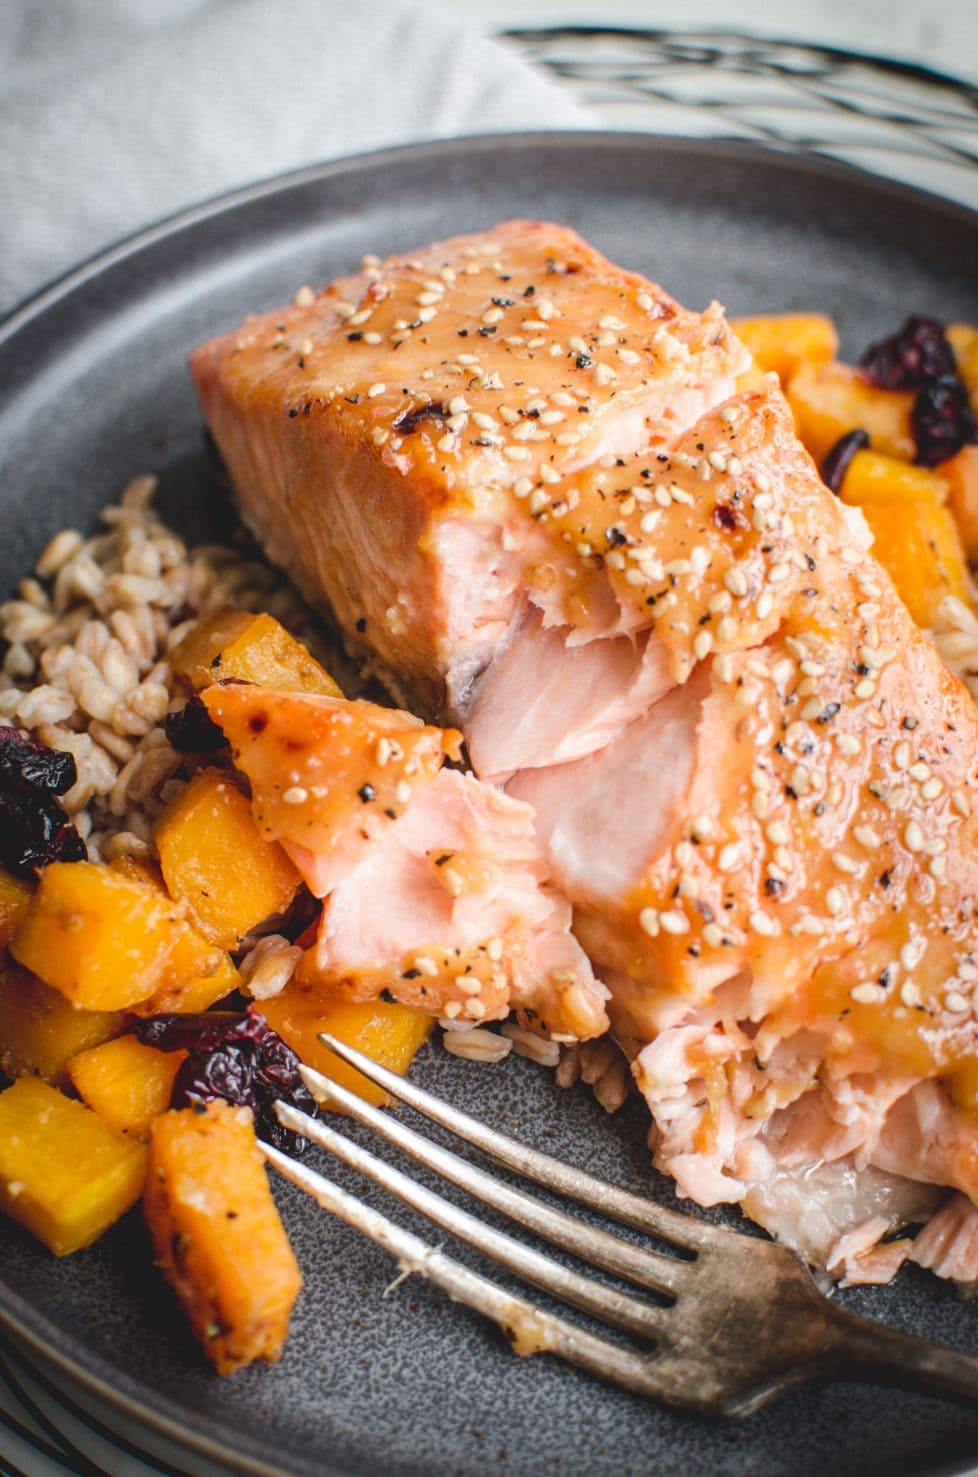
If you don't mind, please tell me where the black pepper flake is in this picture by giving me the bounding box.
[491,296,514,307]
[575,353,592,369]
[457,328,469,337]
[380,988,396,1003]
[879,870,892,889]
[815,702,841,725]
[878,968,892,990]
[785,785,798,801]
[478,325,497,337]
[401,968,421,980]
[383,807,396,819]
[605,525,627,548]
[288,408,299,418]
[764,877,784,896]
[356,617,367,633]
[358,784,375,804]
[523,284,535,297]
[344,394,360,404]
[347,331,363,342]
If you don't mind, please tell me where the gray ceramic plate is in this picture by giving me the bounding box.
[2,132,978,1477]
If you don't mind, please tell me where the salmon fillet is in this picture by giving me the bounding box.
[192,221,978,1283]
[202,683,608,1040]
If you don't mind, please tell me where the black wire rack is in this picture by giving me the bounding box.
[3,23,978,1477]
[504,27,978,206]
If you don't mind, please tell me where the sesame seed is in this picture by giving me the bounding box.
[718,844,741,872]
[792,914,825,936]
[487,936,504,962]
[852,825,880,849]
[599,314,627,331]
[901,940,925,970]
[437,433,456,453]
[750,911,778,936]
[693,631,713,660]
[539,463,560,485]
[767,562,791,585]
[283,786,308,804]
[921,778,943,801]
[959,962,978,982]
[756,592,774,620]
[371,427,389,447]
[639,907,660,937]
[528,490,548,514]
[513,476,533,498]
[854,679,876,699]
[904,820,924,852]
[375,739,391,766]
[692,814,717,840]
[708,450,728,472]
[727,455,744,476]
[659,910,690,935]
[367,382,385,398]
[832,852,859,875]
[554,431,582,446]
[900,982,921,1007]
[636,291,654,311]
[414,954,438,976]
[716,616,737,644]
[771,658,794,687]
[442,1001,462,1018]
[617,347,641,365]
[835,733,861,757]
[929,856,947,878]
[909,761,930,782]
[504,445,531,462]
[851,983,883,1005]
[766,822,790,845]
[594,362,617,386]
[946,990,969,1013]
[894,742,911,770]
[825,887,845,917]
[395,781,412,805]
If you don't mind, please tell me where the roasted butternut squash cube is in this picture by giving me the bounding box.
[948,322,978,415]
[155,769,301,950]
[263,980,434,1109]
[730,313,839,384]
[839,449,949,509]
[144,1103,301,1374]
[859,500,969,627]
[941,446,978,562]
[171,607,341,698]
[109,854,240,1014]
[0,961,128,1085]
[10,861,183,1011]
[0,869,33,952]
[67,1035,185,1139]
[0,1078,147,1255]
[786,361,915,464]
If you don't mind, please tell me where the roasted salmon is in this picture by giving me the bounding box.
[202,683,608,1041]
[192,221,978,1283]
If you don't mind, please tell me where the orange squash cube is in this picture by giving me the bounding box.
[786,361,915,464]
[262,980,434,1109]
[0,1077,147,1255]
[0,869,33,952]
[67,1034,186,1139]
[11,861,184,1011]
[730,312,839,384]
[0,961,129,1085]
[144,1103,302,1373]
[171,608,341,698]
[859,500,970,627]
[108,854,240,1014]
[948,322,978,415]
[839,449,949,509]
[941,446,978,562]
[155,769,301,950]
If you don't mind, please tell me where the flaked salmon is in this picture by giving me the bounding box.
[192,221,978,1284]
[202,682,608,1041]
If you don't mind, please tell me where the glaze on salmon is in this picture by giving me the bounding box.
[192,222,978,1284]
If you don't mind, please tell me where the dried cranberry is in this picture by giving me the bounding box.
[0,728,87,878]
[0,727,76,794]
[137,1008,315,1154]
[858,315,956,390]
[820,428,870,493]
[912,376,978,467]
[164,696,226,753]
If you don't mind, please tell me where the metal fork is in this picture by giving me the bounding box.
[262,1034,978,1418]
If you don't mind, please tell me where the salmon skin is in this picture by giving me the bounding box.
[193,222,978,1283]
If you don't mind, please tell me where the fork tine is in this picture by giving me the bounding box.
[262,1140,693,1410]
[297,1062,687,1297]
[275,1101,664,1340]
[317,1032,720,1253]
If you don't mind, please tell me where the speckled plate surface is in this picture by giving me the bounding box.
[2,132,978,1477]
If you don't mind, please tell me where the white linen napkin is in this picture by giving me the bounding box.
[0,0,589,314]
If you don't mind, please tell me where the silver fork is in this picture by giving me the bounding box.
[262,1034,978,1418]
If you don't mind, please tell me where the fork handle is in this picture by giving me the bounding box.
[831,1306,978,1404]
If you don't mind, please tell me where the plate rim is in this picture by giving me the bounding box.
[3,127,978,1477]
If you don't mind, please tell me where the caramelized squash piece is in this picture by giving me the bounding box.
[155,769,301,950]
[941,446,978,562]
[0,961,128,1085]
[839,449,949,509]
[144,1102,301,1374]
[786,361,915,464]
[859,500,970,627]
[108,854,240,1014]
[11,861,184,1011]
[262,981,434,1109]
[948,322,978,415]
[0,869,33,952]
[67,1034,185,1139]
[730,312,839,384]
[171,607,341,697]
[0,1077,147,1255]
